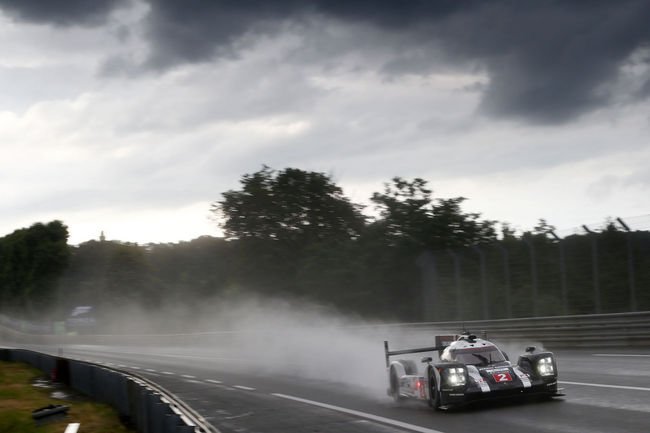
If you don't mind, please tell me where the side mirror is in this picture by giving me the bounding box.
[525,346,536,353]
[421,357,432,364]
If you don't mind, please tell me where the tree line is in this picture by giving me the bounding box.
[1,166,648,326]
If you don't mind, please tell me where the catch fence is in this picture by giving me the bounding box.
[418,215,650,321]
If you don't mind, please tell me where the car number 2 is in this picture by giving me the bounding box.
[492,372,512,382]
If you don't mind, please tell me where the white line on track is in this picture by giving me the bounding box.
[272,394,445,433]
[131,366,141,370]
[162,371,175,375]
[145,369,156,372]
[559,381,650,392]
[181,374,196,379]
[233,385,256,391]
[205,379,222,384]
[592,353,650,358]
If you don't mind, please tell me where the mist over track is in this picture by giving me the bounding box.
[5,321,650,433]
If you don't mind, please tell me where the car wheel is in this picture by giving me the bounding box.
[390,367,403,403]
[428,369,440,409]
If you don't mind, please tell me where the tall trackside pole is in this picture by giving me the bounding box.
[617,217,637,311]
[550,231,568,316]
[583,225,601,314]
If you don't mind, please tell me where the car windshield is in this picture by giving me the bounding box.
[451,348,506,366]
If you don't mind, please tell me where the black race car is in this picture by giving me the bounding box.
[384,332,564,410]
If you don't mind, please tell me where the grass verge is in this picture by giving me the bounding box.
[0,360,134,433]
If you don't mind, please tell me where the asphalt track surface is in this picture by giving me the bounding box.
[14,343,650,433]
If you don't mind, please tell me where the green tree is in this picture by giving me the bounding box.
[214,166,365,245]
[370,177,497,249]
[211,166,365,296]
[0,221,69,316]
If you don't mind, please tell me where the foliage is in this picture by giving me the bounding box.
[0,221,69,316]
[215,166,365,244]
[1,169,648,324]
[370,177,497,249]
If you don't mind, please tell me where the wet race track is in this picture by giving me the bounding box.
[17,343,650,433]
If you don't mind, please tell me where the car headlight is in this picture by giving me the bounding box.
[445,367,466,386]
[537,356,555,376]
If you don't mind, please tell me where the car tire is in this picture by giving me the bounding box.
[427,368,440,409]
[390,366,403,403]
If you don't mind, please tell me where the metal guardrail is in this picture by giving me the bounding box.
[2,311,649,349]
[0,348,217,433]
[385,311,650,348]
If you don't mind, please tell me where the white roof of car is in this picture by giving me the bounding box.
[448,337,497,351]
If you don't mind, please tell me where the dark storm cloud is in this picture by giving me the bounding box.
[140,0,466,68]
[140,0,650,123]
[4,0,650,123]
[0,0,128,26]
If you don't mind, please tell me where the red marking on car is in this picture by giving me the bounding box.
[417,379,426,398]
[492,372,512,382]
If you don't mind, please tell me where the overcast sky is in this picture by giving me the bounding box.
[1,0,649,244]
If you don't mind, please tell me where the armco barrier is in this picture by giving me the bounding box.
[0,348,216,433]
[2,311,650,349]
[381,311,650,348]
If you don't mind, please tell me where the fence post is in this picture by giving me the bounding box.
[617,217,637,311]
[583,225,601,313]
[550,231,568,316]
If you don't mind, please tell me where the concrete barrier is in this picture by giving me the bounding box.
[1,348,216,433]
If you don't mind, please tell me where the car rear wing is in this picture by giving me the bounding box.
[384,335,456,367]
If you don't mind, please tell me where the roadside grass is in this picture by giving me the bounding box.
[0,360,134,433]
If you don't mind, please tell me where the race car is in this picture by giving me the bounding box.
[384,332,564,410]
